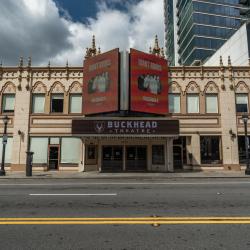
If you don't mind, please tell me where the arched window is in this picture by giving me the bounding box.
[32,82,47,113]
[1,82,16,113]
[68,82,82,114]
[204,82,219,114]
[185,82,200,114]
[168,82,181,113]
[49,82,65,113]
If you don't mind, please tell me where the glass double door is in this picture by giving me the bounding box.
[102,145,147,172]
[126,146,147,171]
[102,146,123,172]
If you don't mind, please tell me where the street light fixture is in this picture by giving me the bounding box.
[242,114,250,175]
[0,115,10,176]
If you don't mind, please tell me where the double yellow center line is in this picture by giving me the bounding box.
[0,217,250,225]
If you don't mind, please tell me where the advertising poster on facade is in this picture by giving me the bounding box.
[83,48,119,115]
[130,49,169,115]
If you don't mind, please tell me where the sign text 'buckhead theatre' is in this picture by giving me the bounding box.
[83,48,119,115]
[130,49,169,115]
[72,119,179,135]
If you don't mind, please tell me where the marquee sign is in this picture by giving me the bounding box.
[83,48,119,115]
[72,119,179,136]
[130,49,169,115]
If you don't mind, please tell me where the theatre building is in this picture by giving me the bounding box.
[0,38,250,173]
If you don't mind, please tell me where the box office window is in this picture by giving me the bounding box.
[152,145,165,164]
[87,145,96,160]
[187,94,199,113]
[32,94,45,113]
[69,94,82,113]
[0,137,13,163]
[169,94,180,113]
[85,145,97,165]
[236,94,248,113]
[61,138,81,164]
[51,94,64,113]
[206,94,218,113]
[30,137,48,164]
[2,94,15,113]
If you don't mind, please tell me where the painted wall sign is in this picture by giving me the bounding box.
[83,48,119,115]
[72,119,179,135]
[130,49,169,115]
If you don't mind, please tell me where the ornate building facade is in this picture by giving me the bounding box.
[0,42,249,172]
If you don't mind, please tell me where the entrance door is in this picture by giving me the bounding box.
[102,146,123,172]
[126,146,147,171]
[173,145,183,170]
[48,146,59,170]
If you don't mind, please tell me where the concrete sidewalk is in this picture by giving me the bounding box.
[0,170,249,179]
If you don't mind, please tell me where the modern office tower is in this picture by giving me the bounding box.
[205,21,250,66]
[164,0,178,65]
[164,0,250,66]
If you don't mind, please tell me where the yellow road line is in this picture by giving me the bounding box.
[0,220,250,225]
[0,217,250,221]
[0,217,250,224]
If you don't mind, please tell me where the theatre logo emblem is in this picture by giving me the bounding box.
[94,121,105,133]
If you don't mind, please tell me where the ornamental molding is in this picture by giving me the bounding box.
[235,81,249,93]
[32,81,47,94]
[67,81,82,96]
[168,81,183,94]
[203,81,219,94]
[48,81,65,95]
[1,81,16,94]
[184,81,200,94]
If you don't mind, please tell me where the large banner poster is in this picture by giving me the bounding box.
[83,48,119,115]
[130,49,169,115]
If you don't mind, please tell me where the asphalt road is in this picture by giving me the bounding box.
[0,178,250,250]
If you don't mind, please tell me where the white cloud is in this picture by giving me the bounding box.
[130,0,164,50]
[0,0,164,66]
[0,0,71,66]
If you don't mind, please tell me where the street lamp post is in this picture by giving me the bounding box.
[0,116,10,176]
[242,114,250,175]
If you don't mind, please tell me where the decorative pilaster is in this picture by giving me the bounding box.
[26,57,32,90]
[47,61,51,80]
[66,60,69,80]
[219,56,225,82]
[228,56,233,81]
[18,57,23,90]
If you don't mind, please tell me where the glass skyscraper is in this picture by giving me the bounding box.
[164,0,250,65]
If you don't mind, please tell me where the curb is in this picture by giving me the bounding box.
[0,176,249,180]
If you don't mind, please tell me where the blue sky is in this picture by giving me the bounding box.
[55,0,142,22]
[55,0,98,22]
[0,0,164,66]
